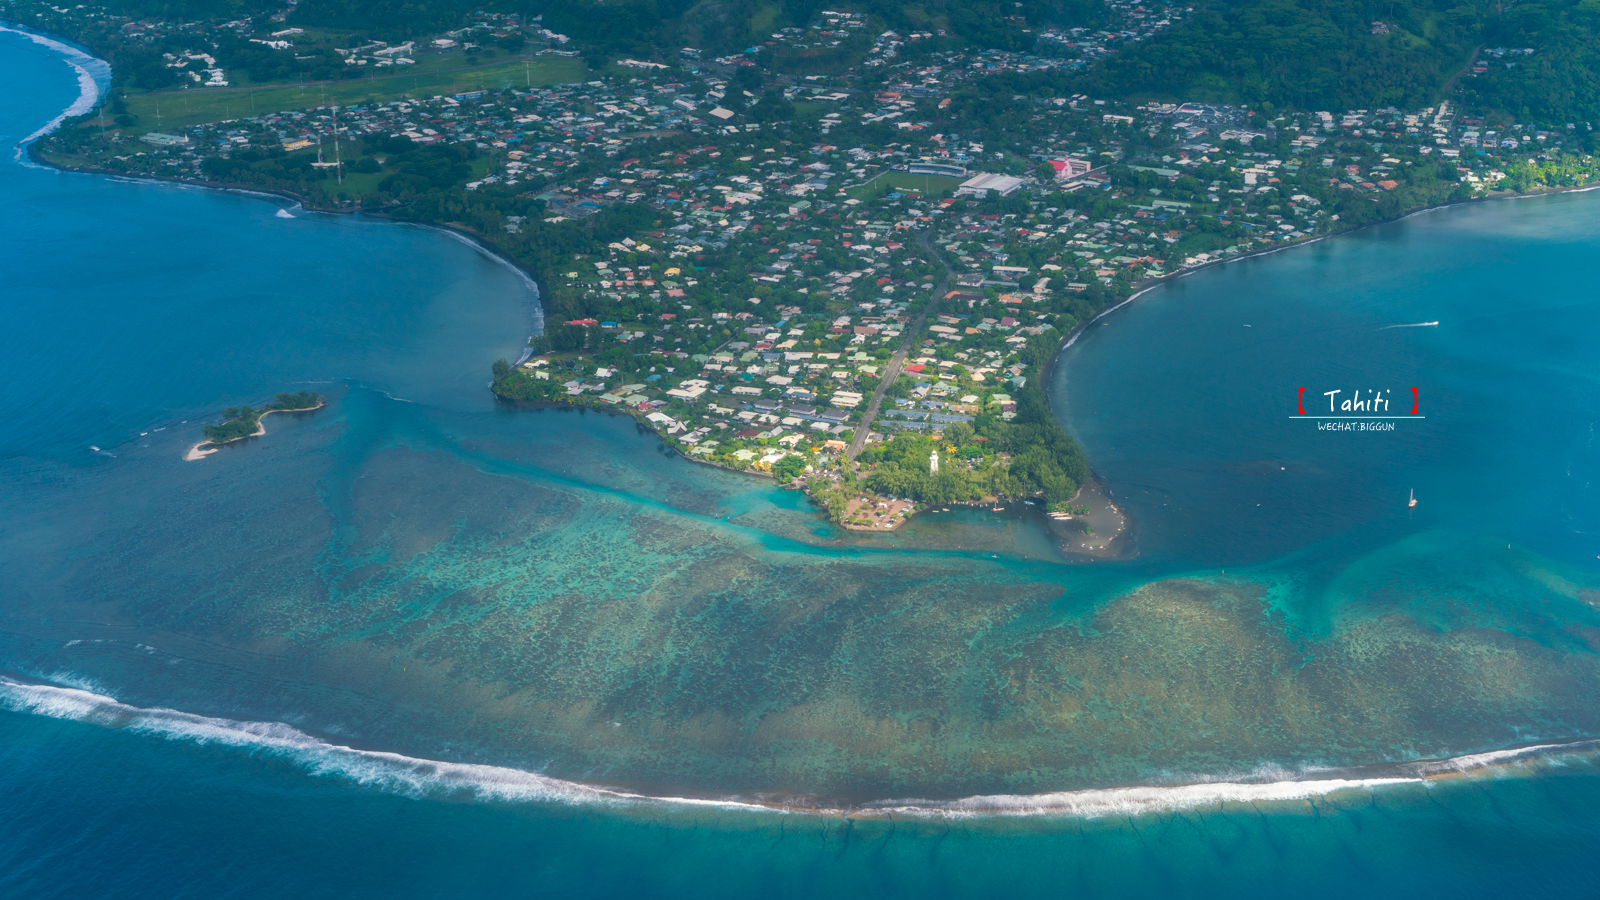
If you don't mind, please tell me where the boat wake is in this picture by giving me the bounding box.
[1,25,111,163]
[1379,321,1440,329]
[1,675,1592,820]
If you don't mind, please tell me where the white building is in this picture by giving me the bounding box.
[955,172,1023,197]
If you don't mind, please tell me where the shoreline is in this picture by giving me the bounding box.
[17,16,1600,547]
[1033,174,1600,557]
[0,21,109,159]
[496,396,779,483]
[1048,476,1133,561]
[28,147,549,357]
[184,402,325,461]
[42,146,1600,552]
[1041,174,1600,370]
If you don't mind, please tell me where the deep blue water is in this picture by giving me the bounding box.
[4,25,1600,898]
[1057,196,1600,576]
[6,704,1600,900]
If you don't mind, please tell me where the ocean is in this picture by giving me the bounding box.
[3,26,1600,898]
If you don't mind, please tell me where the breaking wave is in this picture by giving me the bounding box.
[2,675,1592,820]
[0,676,754,811]
[2,25,111,162]
[868,778,1418,818]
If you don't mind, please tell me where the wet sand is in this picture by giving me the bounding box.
[1046,477,1134,561]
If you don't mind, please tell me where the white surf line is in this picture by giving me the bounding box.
[1405,740,1600,775]
[7,675,1593,820]
[0,677,781,813]
[1494,183,1600,201]
[1,26,110,163]
[1062,284,1159,349]
[867,777,1420,819]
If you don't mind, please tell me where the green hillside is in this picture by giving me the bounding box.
[25,0,1600,126]
[1072,0,1600,117]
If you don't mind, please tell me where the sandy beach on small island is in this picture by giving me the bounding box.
[1047,477,1133,561]
[184,402,324,461]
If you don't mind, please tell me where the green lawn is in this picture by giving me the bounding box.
[125,56,588,133]
[845,171,964,201]
[1170,231,1230,257]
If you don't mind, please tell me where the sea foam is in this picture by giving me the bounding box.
[1,26,111,162]
[4,675,1588,820]
[868,777,1419,819]
[0,677,766,812]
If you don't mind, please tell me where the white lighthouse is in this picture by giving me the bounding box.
[929,449,939,474]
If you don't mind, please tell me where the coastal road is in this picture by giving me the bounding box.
[845,230,958,460]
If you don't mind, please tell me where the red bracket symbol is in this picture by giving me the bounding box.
[1297,387,1306,415]
[1410,387,1419,415]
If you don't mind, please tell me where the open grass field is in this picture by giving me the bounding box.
[845,171,964,201]
[124,55,588,133]
[301,152,494,200]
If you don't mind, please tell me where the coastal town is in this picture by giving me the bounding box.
[12,0,1600,889]
[18,0,1600,528]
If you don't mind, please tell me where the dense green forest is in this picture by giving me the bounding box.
[1077,0,1474,110]
[202,391,323,444]
[288,0,537,39]
[1460,2,1600,122]
[1072,0,1600,114]
[281,0,1110,57]
[89,0,1109,57]
[57,0,1600,119]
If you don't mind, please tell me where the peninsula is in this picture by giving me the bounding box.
[21,0,1600,537]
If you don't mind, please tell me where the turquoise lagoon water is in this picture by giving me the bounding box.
[4,25,1600,897]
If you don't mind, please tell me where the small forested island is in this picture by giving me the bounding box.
[186,392,324,460]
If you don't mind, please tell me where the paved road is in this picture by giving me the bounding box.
[845,230,959,460]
